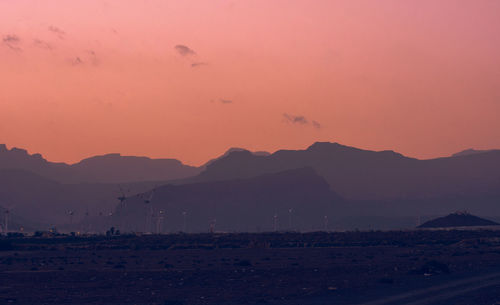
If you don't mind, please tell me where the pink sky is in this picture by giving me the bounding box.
[1,0,500,165]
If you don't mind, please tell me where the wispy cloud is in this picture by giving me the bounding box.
[312,120,322,129]
[2,34,22,52]
[33,39,53,50]
[71,57,83,66]
[68,51,99,67]
[191,62,208,68]
[174,44,196,56]
[210,98,234,105]
[48,26,66,39]
[283,113,308,124]
[283,113,322,129]
[3,35,19,43]
[86,50,99,65]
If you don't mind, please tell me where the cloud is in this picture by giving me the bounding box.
[33,39,52,50]
[71,57,83,65]
[3,35,19,43]
[283,113,322,129]
[174,44,196,56]
[210,98,234,105]
[312,120,322,129]
[48,26,66,39]
[68,51,99,67]
[191,62,208,68]
[86,50,99,65]
[283,113,308,124]
[2,34,22,52]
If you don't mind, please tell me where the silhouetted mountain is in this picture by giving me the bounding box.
[115,167,343,233]
[0,144,201,183]
[71,153,200,183]
[201,147,270,168]
[3,142,500,230]
[0,144,75,181]
[418,212,499,228]
[185,142,500,200]
[452,148,498,157]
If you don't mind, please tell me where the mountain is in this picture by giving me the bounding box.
[185,142,500,198]
[3,141,500,231]
[418,211,499,228]
[71,153,200,183]
[114,167,343,233]
[452,148,499,157]
[0,144,201,184]
[0,144,75,182]
[201,147,270,168]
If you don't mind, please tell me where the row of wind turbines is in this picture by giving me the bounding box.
[108,187,332,233]
[60,185,334,234]
[2,186,334,235]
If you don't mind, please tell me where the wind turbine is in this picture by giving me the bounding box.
[2,202,17,234]
[416,216,421,227]
[143,189,155,233]
[209,218,217,233]
[108,211,114,230]
[288,208,293,230]
[83,208,90,233]
[68,210,75,230]
[182,211,187,232]
[116,186,130,232]
[323,215,329,231]
[4,209,9,233]
[273,213,278,232]
[98,211,104,233]
[156,210,165,234]
[117,186,128,209]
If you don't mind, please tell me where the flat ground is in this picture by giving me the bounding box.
[1,230,500,305]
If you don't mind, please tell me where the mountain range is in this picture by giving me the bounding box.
[1,142,500,232]
[0,144,200,184]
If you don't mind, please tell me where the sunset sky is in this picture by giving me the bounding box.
[1,0,500,166]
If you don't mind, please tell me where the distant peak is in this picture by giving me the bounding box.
[11,147,28,154]
[224,147,249,154]
[225,149,254,157]
[102,153,122,158]
[452,149,496,158]
[307,142,343,150]
[224,147,270,157]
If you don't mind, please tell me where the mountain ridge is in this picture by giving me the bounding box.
[0,144,201,184]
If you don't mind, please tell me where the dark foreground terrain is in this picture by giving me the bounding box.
[1,230,500,305]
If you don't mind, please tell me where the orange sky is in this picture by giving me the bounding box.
[1,0,500,166]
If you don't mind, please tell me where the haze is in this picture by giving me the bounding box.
[1,0,500,165]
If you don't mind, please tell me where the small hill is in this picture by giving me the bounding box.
[418,212,499,228]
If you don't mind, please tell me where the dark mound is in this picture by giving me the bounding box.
[418,212,499,228]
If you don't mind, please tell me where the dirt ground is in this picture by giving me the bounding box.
[1,230,500,305]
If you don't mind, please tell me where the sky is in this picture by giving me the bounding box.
[1,0,500,166]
